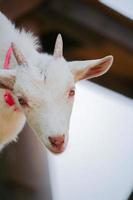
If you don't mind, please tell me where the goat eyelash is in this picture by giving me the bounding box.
[17,94,28,107]
[18,97,28,107]
[68,87,75,98]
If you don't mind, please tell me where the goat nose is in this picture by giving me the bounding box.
[49,135,65,146]
[48,135,65,153]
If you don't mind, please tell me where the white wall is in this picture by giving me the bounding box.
[100,0,133,20]
[47,81,133,200]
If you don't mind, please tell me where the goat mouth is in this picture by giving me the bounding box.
[48,141,68,154]
[48,145,65,154]
[47,135,68,154]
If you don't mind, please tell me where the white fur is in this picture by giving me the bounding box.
[0,12,113,153]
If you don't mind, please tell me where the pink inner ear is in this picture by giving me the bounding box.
[88,59,110,77]
[89,66,104,76]
[3,47,12,69]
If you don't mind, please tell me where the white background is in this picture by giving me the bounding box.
[100,0,133,20]
[47,81,133,200]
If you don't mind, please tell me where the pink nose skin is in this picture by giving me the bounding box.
[48,135,65,153]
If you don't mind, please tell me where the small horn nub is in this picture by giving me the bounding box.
[11,42,28,66]
[53,34,63,58]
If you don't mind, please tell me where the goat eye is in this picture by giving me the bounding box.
[68,89,75,97]
[18,97,28,106]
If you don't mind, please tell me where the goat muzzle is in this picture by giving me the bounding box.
[48,135,65,153]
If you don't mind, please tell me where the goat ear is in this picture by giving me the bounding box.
[53,34,63,58]
[69,55,113,82]
[11,42,28,67]
[0,69,16,90]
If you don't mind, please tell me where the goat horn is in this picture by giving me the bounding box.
[11,42,28,66]
[53,34,63,58]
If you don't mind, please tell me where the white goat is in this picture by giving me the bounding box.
[0,12,113,153]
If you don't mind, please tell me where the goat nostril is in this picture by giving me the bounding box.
[48,135,65,147]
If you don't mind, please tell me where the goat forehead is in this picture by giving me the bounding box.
[15,59,74,100]
[46,60,74,89]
